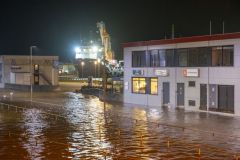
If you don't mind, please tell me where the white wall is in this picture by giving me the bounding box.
[124,38,240,115]
[0,55,59,87]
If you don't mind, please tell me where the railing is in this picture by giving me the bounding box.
[39,72,52,85]
[59,77,102,81]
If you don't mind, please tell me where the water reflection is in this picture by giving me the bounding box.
[22,109,47,160]
[0,92,239,159]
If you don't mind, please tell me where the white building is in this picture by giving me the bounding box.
[0,55,59,90]
[123,33,240,115]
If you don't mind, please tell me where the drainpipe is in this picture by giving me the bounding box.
[146,44,149,107]
[207,41,210,112]
[175,44,178,108]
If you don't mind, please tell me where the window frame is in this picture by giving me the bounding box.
[132,77,147,94]
[132,45,234,68]
[188,81,196,87]
[150,77,158,95]
[222,45,234,66]
[132,51,147,68]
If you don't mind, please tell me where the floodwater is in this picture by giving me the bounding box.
[0,92,240,159]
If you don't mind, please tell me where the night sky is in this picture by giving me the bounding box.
[0,0,240,61]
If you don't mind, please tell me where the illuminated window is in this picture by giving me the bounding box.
[132,77,147,94]
[34,64,39,71]
[150,78,158,95]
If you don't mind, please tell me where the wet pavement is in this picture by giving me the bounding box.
[0,91,240,159]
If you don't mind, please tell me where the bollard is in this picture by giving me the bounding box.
[140,132,143,146]
[167,140,170,148]
[197,147,201,156]
[99,126,101,140]
[118,129,121,137]
[235,155,239,160]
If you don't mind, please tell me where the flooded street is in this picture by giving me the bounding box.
[0,91,240,159]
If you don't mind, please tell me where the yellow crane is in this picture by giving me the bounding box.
[97,21,114,62]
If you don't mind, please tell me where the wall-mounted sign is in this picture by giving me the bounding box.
[183,69,200,77]
[155,69,169,77]
[133,69,144,76]
[11,65,21,70]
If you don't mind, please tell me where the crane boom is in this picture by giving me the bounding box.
[97,21,114,62]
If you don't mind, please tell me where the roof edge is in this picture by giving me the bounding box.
[122,32,240,48]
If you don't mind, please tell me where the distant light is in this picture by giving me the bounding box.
[92,46,98,52]
[90,40,93,44]
[94,61,97,65]
[81,61,85,66]
[99,48,103,52]
[97,58,101,63]
[75,47,81,53]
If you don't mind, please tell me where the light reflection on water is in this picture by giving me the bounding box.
[22,109,47,160]
[0,92,240,159]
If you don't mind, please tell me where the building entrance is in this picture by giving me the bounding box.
[200,84,207,109]
[162,82,170,105]
[218,85,234,113]
[177,83,184,106]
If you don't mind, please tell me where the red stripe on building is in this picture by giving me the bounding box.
[122,32,240,48]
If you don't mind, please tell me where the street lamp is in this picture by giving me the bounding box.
[97,58,101,78]
[94,60,97,78]
[30,46,37,103]
[81,61,85,78]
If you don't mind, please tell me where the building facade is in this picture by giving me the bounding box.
[123,33,240,115]
[0,55,59,89]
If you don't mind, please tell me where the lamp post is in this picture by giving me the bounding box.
[94,60,97,78]
[81,61,85,79]
[97,58,101,86]
[97,58,101,78]
[30,46,37,103]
